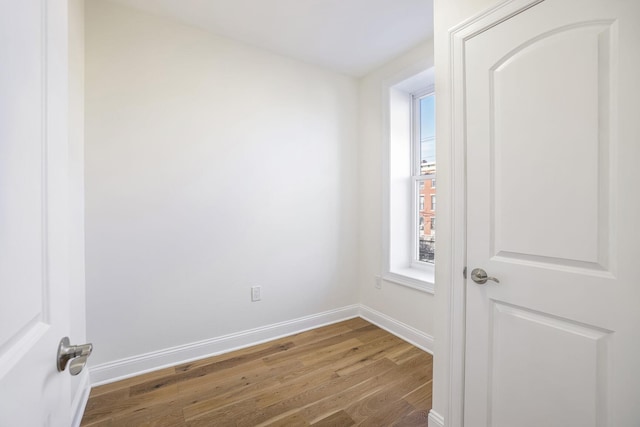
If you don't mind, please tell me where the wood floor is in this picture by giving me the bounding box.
[81,318,433,426]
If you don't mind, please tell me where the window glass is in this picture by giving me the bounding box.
[419,95,436,176]
[417,94,435,264]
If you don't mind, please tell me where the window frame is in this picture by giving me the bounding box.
[381,67,435,295]
[410,89,436,271]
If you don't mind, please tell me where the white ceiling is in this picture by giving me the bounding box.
[109,0,434,77]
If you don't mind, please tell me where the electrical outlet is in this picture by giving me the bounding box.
[251,286,261,302]
[375,276,382,289]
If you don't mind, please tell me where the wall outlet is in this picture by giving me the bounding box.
[375,276,382,289]
[251,286,261,302]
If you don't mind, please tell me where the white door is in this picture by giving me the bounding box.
[0,1,73,425]
[459,0,640,426]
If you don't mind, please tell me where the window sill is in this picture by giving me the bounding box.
[383,267,434,294]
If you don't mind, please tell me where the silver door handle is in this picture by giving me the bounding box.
[57,337,93,375]
[470,268,500,284]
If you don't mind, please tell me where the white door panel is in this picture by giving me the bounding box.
[0,0,45,354]
[490,24,606,266]
[459,0,640,426]
[0,1,72,425]
[489,302,609,427]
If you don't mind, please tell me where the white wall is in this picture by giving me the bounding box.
[358,42,435,339]
[85,0,359,367]
[430,0,498,425]
[68,0,89,416]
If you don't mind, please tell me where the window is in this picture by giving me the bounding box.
[413,92,436,265]
[383,67,435,293]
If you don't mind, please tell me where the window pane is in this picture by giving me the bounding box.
[419,95,435,176]
[418,179,435,263]
[417,94,435,264]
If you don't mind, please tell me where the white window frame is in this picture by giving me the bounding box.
[382,66,435,294]
[410,89,435,270]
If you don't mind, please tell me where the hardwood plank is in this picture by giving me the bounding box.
[180,359,312,417]
[256,357,397,412]
[337,317,372,330]
[190,357,396,425]
[295,338,365,365]
[331,335,407,376]
[392,346,432,365]
[89,367,176,397]
[110,399,185,427]
[185,397,257,427]
[81,319,433,427]
[260,411,310,427]
[81,418,114,427]
[81,389,129,425]
[392,409,430,427]
[177,357,288,397]
[296,360,407,424]
[250,363,341,410]
[175,341,295,379]
[179,335,397,416]
[342,358,430,423]
[276,333,404,384]
[82,385,178,425]
[385,342,420,362]
[129,373,179,397]
[286,319,362,347]
[262,324,379,366]
[296,380,384,424]
[403,380,433,411]
[357,398,416,427]
[310,410,356,426]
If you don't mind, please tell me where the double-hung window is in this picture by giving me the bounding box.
[383,67,436,293]
[412,91,436,266]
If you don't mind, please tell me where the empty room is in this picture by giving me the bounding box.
[2,0,639,426]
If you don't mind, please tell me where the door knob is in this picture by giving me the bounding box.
[470,268,500,284]
[57,337,93,375]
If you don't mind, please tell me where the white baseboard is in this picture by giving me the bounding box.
[358,305,434,354]
[89,304,434,386]
[70,370,91,427]
[428,410,445,427]
[90,305,360,386]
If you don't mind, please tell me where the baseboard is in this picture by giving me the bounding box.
[358,305,434,354]
[70,370,91,427]
[90,305,360,386]
[89,304,434,386]
[428,410,445,427]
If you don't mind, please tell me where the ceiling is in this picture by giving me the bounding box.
[109,0,434,77]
